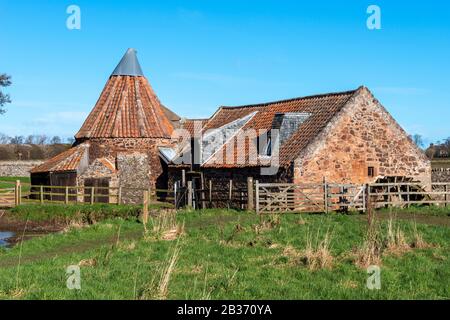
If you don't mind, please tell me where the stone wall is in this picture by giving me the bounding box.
[295,88,432,186]
[82,137,174,189]
[0,160,44,177]
[117,152,150,204]
[77,158,119,203]
[432,168,450,183]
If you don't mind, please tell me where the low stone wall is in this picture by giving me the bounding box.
[0,161,43,177]
[432,168,450,183]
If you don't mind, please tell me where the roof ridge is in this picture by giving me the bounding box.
[220,87,361,109]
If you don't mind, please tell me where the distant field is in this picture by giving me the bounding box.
[0,177,31,194]
[0,177,31,184]
[432,159,450,169]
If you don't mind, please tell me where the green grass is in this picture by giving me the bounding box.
[0,177,31,184]
[0,177,31,194]
[0,182,15,189]
[377,205,450,217]
[0,209,449,300]
[432,159,450,169]
[8,203,174,223]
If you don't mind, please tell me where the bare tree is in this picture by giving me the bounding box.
[410,134,424,149]
[50,136,62,144]
[35,135,48,145]
[25,135,36,144]
[0,132,10,144]
[10,135,24,145]
[0,74,12,114]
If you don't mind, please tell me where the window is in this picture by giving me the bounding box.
[368,166,375,177]
[256,134,272,157]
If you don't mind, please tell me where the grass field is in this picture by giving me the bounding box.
[0,177,31,184]
[0,205,449,300]
[0,177,31,194]
[432,159,450,169]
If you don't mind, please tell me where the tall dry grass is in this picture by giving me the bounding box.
[385,216,410,254]
[354,219,383,268]
[300,228,334,270]
[139,242,181,300]
[146,209,184,241]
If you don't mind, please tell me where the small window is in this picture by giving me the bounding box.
[368,166,375,177]
[256,134,272,157]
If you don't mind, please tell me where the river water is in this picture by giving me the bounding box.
[0,231,14,247]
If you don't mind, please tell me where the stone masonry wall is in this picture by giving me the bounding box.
[77,158,119,203]
[432,168,450,183]
[84,137,174,189]
[294,88,431,186]
[117,152,150,204]
[0,160,44,177]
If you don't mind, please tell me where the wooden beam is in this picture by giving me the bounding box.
[255,180,260,214]
[187,181,193,207]
[142,190,149,226]
[247,177,254,211]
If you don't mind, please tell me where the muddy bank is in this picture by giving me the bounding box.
[0,210,65,246]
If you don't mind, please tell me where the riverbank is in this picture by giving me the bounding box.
[0,209,65,245]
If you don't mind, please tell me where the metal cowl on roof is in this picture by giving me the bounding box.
[111,48,144,77]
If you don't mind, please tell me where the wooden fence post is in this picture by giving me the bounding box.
[142,190,149,225]
[228,179,233,209]
[445,184,448,207]
[255,180,260,214]
[65,186,69,205]
[118,187,122,205]
[15,180,20,206]
[182,170,186,187]
[407,184,410,208]
[247,177,254,211]
[148,187,153,204]
[40,185,44,204]
[187,181,193,207]
[363,183,369,212]
[90,187,95,205]
[174,182,177,208]
[323,177,328,214]
[209,180,212,207]
[201,173,206,210]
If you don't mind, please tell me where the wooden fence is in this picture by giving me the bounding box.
[2,179,449,213]
[174,178,253,210]
[0,181,175,207]
[256,181,450,214]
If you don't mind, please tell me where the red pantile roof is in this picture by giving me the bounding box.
[31,144,88,173]
[75,75,174,139]
[75,49,174,139]
[202,88,360,168]
[180,119,208,136]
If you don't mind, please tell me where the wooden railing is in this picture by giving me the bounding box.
[256,181,450,214]
[2,179,449,213]
[368,182,450,207]
[0,181,175,207]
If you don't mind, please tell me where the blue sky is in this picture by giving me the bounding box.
[0,0,449,145]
